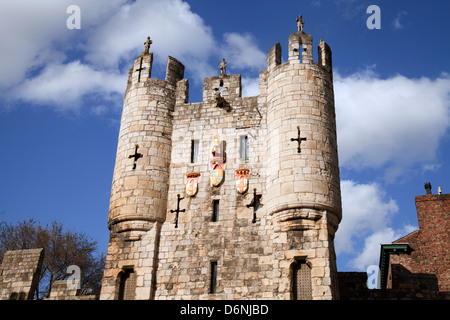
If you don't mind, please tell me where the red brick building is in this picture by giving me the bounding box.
[385,183,449,293]
[339,183,449,300]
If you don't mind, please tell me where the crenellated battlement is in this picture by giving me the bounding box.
[126,52,152,91]
[126,38,185,92]
[202,73,241,106]
[267,31,332,73]
[166,56,185,85]
[318,39,332,71]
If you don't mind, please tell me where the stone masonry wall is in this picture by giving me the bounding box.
[338,272,449,300]
[391,192,450,292]
[0,248,44,300]
[155,73,270,299]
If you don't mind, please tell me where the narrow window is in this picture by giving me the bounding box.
[292,261,312,300]
[210,261,217,294]
[191,139,199,163]
[240,135,248,159]
[299,44,304,63]
[212,200,219,222]
[118,268,136,300]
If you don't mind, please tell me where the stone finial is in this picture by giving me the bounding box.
[219,58,227,75]
[296,14,304,33]
[144,36,152,53]
[424,182,432,195]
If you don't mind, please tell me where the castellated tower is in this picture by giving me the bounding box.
[100,38,186,300]
[265,28,340,299]
[101,16,342,300]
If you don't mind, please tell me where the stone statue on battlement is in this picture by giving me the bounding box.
[297,14,304,33]
[219,58,227,75]
[144,36,152,53]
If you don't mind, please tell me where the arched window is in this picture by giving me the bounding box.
[292,260,312,300]
[118,268,136,300]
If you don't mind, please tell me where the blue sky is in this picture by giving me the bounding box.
[1,0,449,273]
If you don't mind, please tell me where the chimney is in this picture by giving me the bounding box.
[424,182,432,195]
[438,186,442,195]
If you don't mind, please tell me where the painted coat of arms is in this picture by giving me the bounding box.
[235,169,249,194]
[210,164,224,187]
[185,172,200,196]
[209,133,226,187]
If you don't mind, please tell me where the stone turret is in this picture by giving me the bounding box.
[265,19,341,299]
[100,37,185,300]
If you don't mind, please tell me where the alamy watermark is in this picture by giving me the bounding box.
[66,5,81,30]
[366,265,381,289]
[367,5,381,30]
[66,5,380,31]
[66,265,81,290]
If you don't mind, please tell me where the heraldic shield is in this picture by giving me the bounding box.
[186,172,200,196]
[235,169,249,194]
[210,163,224,187]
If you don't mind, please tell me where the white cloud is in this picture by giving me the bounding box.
[334,70,450,180]
[350,225,416,270]
[14,61,126,112]
[83,0,216,77]
[242,77,260,98]
[334,0,367,19]
[219,33,266,72]
[0,0,127,88]
[336,180,417,271]
[1,0,269,111]
[393,11,408,29]
[336,180,399,254]
[0,0,217,107]
[0,0,66,87]
[422,163,442,173]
